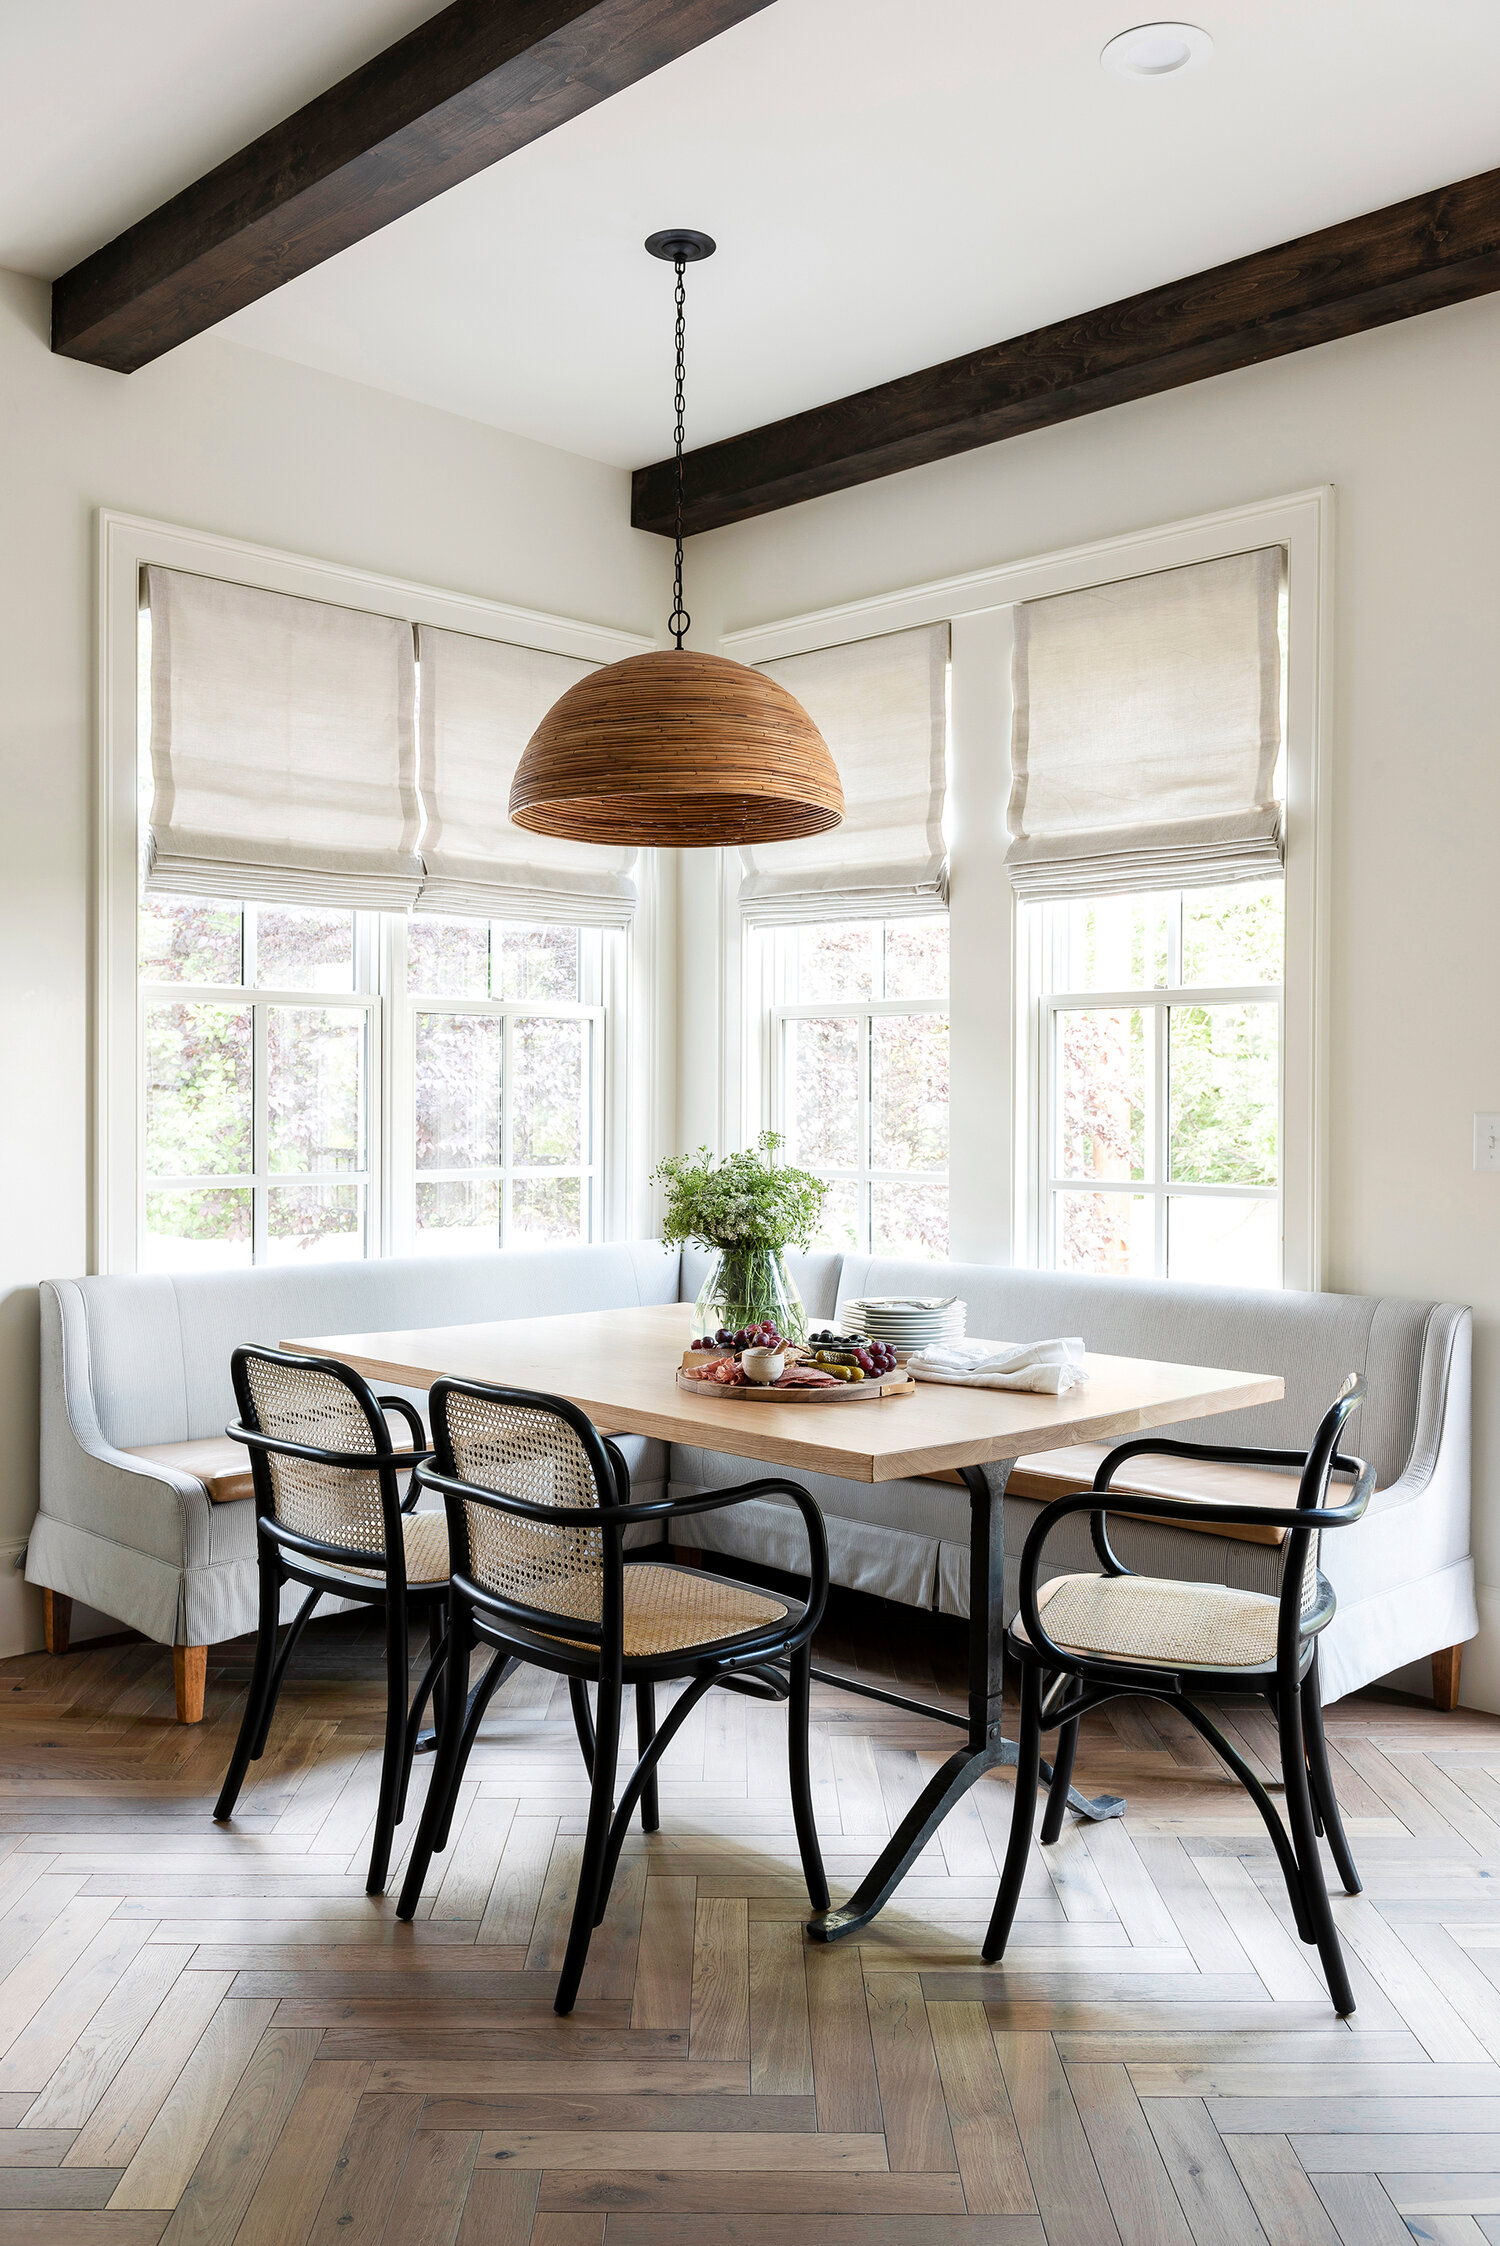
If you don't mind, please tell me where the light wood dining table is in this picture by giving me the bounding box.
[283,1300,1282,1942]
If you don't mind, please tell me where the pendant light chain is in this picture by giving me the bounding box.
[669,253,690,649]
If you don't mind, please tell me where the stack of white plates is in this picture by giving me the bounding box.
[844,1296,967,1352]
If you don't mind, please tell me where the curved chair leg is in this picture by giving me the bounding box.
[788,1642,829,1913]
[555,1673,623,2016]
[214,1551,282,1822]
[397,1613,447,1823]
[397,1604,472,1919]
[367,1594,410,1897]
[1040,1687,1081,1845]
[1302,1653,1361,1896]
[424,1605,449,1757]
[593,1672,718,1925]
[431,1646,514,1854]
[249,1585,322,1760]
[636,1682,660,1833]
[569,1678,596,1779]
[983,1661,1044,1963]
[1278,1680,1357,2016]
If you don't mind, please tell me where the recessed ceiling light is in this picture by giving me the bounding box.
[1101,22,1213,80]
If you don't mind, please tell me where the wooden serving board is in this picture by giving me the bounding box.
[675,1369,916,1405]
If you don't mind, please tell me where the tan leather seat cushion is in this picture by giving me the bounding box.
[126,1414,426,1507]
[926,1442,1294,1547]
[125,1436,253,1505]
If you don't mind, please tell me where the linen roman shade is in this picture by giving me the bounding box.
[1004,546,1284,902]
[739,623,949,925]
[144,567,422,908]
[415,626,637,924]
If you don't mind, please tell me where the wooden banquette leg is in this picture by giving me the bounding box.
[42,1590,72,1656]
[1432,1645,1463,1712]
[174,1644,208,1725]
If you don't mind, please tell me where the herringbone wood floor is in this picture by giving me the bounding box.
[2,1593,1500,2246]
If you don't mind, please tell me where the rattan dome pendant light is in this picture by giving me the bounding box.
[509,232,843,849]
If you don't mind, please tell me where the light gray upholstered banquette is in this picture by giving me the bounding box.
[31,1244,679,1651]
[30,1243,1472,1704]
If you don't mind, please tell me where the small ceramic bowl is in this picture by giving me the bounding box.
[740,1346,786,1385]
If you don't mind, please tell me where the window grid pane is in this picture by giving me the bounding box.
[406,920,601,1259]
[1038,883,1283,1284]
[772,918,949,1259]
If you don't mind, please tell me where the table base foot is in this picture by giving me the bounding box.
[805,1728,1125,1943]
[993,1735,1126,1823]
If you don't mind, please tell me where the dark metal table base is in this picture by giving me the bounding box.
[806,1460,1124,1944]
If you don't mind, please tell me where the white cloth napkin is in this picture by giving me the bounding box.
[907,1336,1087,1394]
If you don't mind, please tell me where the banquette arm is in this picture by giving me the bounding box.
[38,1279,223,1555]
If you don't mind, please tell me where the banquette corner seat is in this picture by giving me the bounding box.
[30,1241,1473,1719]
[30,1244,678,1719]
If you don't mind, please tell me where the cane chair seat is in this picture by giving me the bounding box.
[335,1510,451,1587]
[541,1564,789,1659]
[1014,1571,1284,1670]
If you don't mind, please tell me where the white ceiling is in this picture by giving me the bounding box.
[9,0,1500,468]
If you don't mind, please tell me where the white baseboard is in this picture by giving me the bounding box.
[2,1542,119,1659]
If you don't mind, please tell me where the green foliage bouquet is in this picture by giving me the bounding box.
[652,1132,826,1343]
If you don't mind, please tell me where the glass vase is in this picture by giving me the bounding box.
[694,1246,806,1345]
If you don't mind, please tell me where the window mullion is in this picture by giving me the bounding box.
[252,998,269,1263]
[862,1007,873,1252]
[1153,994,1169,1277]
[499,1010,511,1247]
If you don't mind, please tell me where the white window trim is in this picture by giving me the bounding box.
[97,508,656,1275]
[716,486,1331,1290]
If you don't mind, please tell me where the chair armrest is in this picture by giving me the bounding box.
[1013,1459,1375,1676]
[418,1468,830,1631]
[627,1480,830,1629]
[1095,1434,1338,1482]
[378,1395,429,1451]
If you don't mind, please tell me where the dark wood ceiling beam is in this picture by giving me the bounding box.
[632,165,1500,536]
[52,0,774,373]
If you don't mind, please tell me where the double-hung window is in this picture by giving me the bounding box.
[139,896,605,1267]
[1029,880,1283,1285]
[765,915,949,1256]
[1010,544,1288,1287]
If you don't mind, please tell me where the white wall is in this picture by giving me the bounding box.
[685,291,1500,1710]
[0,266,669,1653]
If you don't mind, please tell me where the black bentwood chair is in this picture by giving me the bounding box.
[216,1347,449,1895]
[395,1378,831,2014]
[986,1377,1375,2016]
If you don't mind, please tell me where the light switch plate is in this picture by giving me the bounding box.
[1475,1115,1500,1171]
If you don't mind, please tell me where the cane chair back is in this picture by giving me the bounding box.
[439,1386,612,1632]
[234,1349,398,1569]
